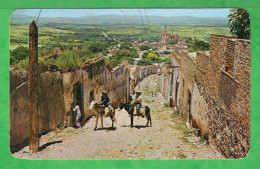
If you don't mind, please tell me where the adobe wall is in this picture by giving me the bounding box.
[10,69,65,152]
[178,52,196,123]
[129,65,159,94]
[105,65,129,107]
[63,70,82,115]
[9,57,134,152]
[81,57,106,122]
[170,52,181,107]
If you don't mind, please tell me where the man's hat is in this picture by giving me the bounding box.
[102,91,107,95]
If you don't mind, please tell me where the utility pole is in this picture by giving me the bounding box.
[28,20,39,152]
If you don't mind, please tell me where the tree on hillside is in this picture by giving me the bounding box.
[10,46,28,65]
[139,45,150,51]
[228,8,250,39]
[119,42,131,50]
[147,53,159,61]
[87,42,105,53]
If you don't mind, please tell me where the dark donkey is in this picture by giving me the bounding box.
[119,101,152,127]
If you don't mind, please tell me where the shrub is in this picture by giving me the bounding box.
[16,57,45,70]
[142,50,158,59]
[147,53,159,61]
[139,45,150,51]
[10,46,29,65]
[16,57,29,70]
[120,57,134,65]
[169,40,177,44]
[137,59,153,65]
[119,42,131,50]
[55,50,81,70]
[87,42,105,53]
[105,59,120,70]
[162,57,171,64]
[163,51,171,54]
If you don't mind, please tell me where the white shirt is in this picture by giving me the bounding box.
[73,105,81,114]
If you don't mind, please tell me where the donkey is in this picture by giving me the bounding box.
[119,101,152,127]
[89,100,117,130]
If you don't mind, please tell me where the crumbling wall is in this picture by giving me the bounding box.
[63,70,82,115]
[129,65,159,94]
[178,52,196,123]
[81,57,106,122]
[10,69,65,152]
[106,65,129,107]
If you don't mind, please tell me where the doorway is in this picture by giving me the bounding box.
[175,81,179,106]
[188,90,192,124]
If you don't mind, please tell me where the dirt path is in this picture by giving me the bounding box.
[13,75,224,159]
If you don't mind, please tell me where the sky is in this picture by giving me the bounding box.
[13,8,231,18]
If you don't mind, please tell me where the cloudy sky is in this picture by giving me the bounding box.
[13,8,231,18]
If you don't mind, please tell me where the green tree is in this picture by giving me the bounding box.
[119,57,135,65]
[87,42,105,53]
[162,57,171,64]
[119,42,131,50]
[169,40,177,44]
[147,53,159,61]
[142,50,158,59]
[55,50,81,70]
[10,46,28,65]
[228,8,250,39]
[139,45,150,51]
[137,59,153,65]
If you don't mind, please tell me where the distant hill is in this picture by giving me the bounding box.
[10,14,229,27]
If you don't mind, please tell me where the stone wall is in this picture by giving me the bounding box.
[157,34,250,158]
[203,35,250,158]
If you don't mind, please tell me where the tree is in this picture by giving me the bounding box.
[142,50,158,59]
[55,50,81,70]
[119,42,131,50]
[10,46,29,65]
[87,42,105,53]
[139,45,150,51]
[137,59,153,65]
[169,40,177,44]
[228,8,250,39]
[147,53,159,61]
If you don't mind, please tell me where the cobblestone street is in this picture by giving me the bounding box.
[13,75,223,159]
